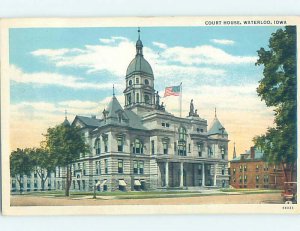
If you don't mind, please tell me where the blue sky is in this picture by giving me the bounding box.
[9,26,282,157]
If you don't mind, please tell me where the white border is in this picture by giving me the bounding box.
[1,16,300,216]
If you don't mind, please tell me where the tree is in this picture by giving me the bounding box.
[254,26,297,182]
[43,122,89,196]
[10,148,34,193]
[29,148,56,191]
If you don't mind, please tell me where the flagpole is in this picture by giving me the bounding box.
[180,82,182,117]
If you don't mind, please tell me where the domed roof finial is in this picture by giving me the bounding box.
[215,107,217,118]
[113,84,115,96]
[136,27,143,56]
[62,109,70,126]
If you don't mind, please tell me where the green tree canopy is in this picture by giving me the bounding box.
[43,122,89,196]
[29,147,56,191]
[254,26,297,181]
[10,148,34,192]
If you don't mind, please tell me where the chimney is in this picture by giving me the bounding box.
[250,146,255,159]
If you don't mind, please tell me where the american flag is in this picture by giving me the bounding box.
[164,85,181,97]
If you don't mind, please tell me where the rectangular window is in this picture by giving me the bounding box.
[208,146,213,156]
[256,175,259,183]
[163,142,168,155]
[221,147,225,159]
[104,159,108,174]
[233,168,236,175]
[27,180,31,188]
[222,168,225,175]
[11,180,16,188]
[162,122,165,127]
[151,140,155,155]
[117,136,123,152]
[139,161,144,174]
[166,123,170,128]
[207,166,211,175]
[239,165,242,172]
[188,143,191,153]
[256,164,259,172]
[118,159,124,173]
[133,161,138,174]
[197,143,204,157]
[239,176,242,183]
[198,164,202,175]
[174,142,177,152]
[83,162,86,175]
[82,180,86,190]
[244,165,247,172]
[244,175,247,183]
[104,140,108,152]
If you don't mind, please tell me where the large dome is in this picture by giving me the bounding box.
[126,55,153,77]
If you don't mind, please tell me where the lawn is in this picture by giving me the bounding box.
[15,188,282,200]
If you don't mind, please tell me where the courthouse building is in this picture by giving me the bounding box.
[11,31,230,192]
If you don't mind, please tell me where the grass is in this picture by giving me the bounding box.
[14,188,282,200]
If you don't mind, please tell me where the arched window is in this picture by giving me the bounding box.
[178,127,187,156]
[129,79,132,86]
[144,94,150,104]
[95,138,100,155]
[144,79,149,85]
[136,78,139,84]
[133,139,143,154]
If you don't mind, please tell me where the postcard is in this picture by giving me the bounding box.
[1,16,299,215]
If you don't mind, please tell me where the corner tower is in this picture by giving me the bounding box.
[123,28,155,110]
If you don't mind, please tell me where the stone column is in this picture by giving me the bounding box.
[180,162,184,187]
[165,162,169,187]
[214,164,217,186]
[202,163,205,186]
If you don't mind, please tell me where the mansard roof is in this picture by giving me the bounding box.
[208,116,228,136]
[73,115,101,128]
[231,148,264,162]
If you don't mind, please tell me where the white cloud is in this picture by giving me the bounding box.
[99,36,129,44]
[161,45,256,65]
[30,36,255,79]
[9,65,122,90]
[211,39,235,45]
[152,41,168,49]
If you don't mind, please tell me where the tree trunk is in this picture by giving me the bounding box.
[41,179,45,191]
[17,176,22,195]
[281,162,289,182]
[65,165,72,197]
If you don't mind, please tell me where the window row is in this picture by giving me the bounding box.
[128,78,150,86]
[94,159,144,175]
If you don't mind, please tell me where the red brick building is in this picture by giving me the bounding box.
[230,146,285,189]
